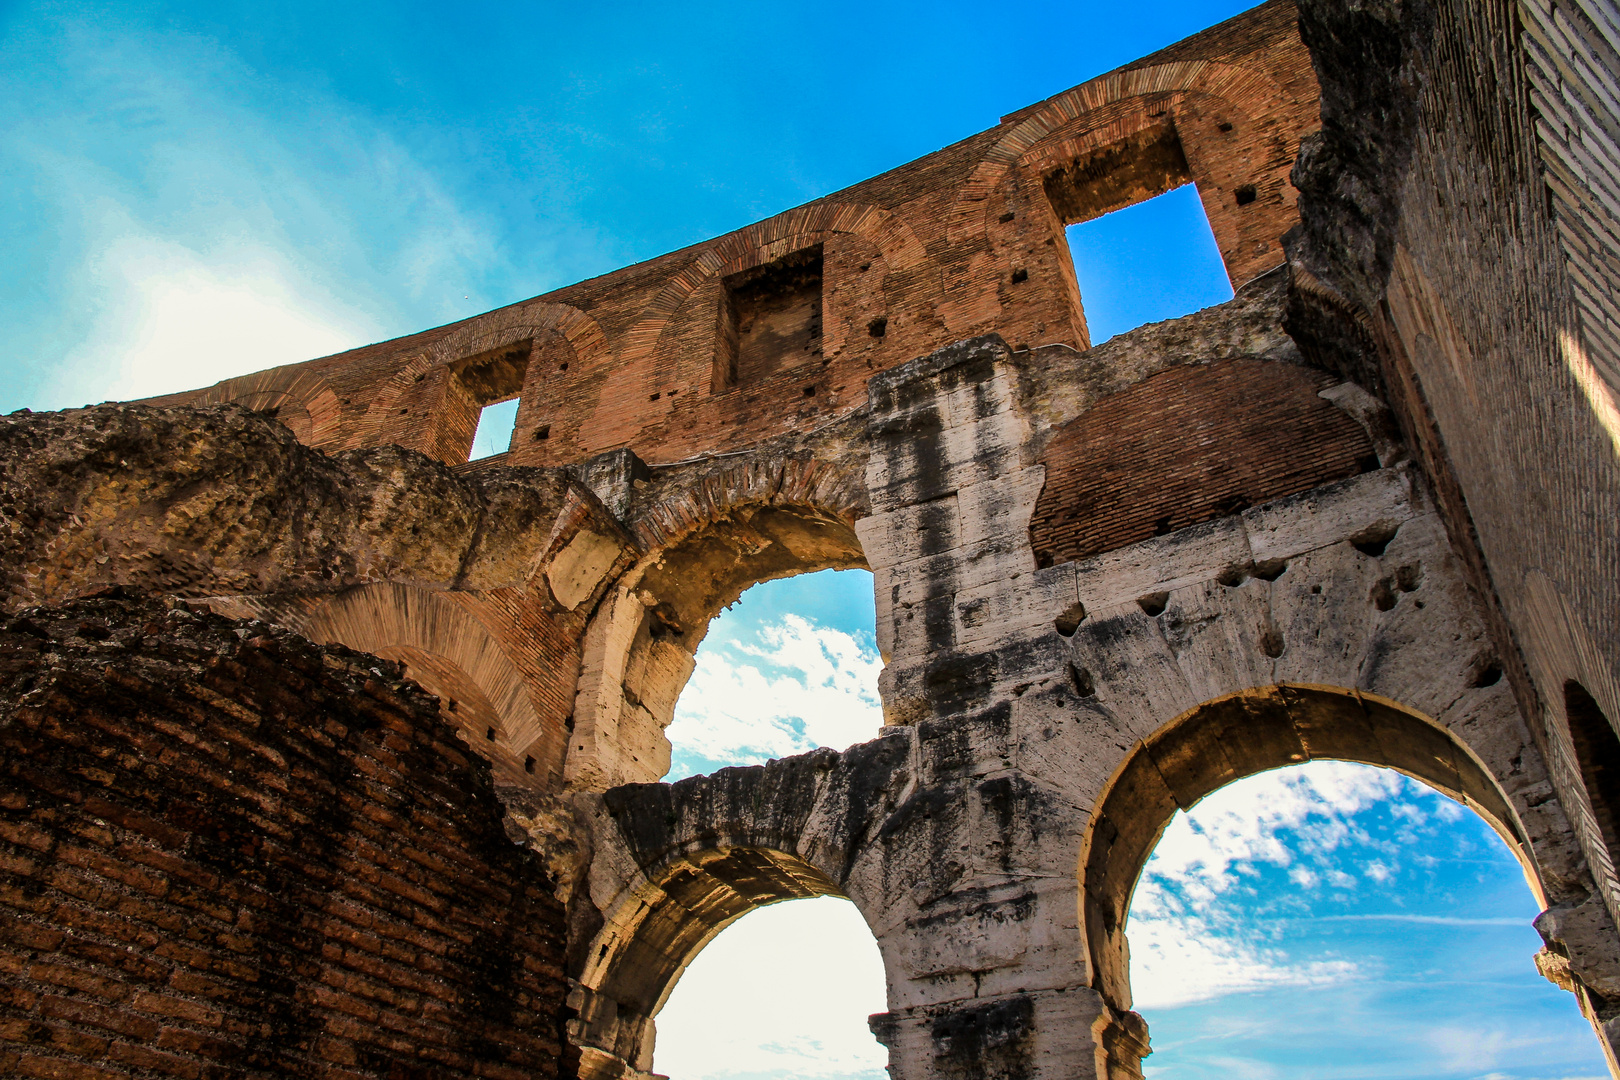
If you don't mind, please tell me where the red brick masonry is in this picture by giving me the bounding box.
[0,592,571,1080]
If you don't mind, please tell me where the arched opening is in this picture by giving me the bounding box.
[1125,759,1604,1077]
[663,566,880,781]
[573,844,885,1080]
[1080,685,1608,1077]
[653,896,887,1080]
[567,495,872,792]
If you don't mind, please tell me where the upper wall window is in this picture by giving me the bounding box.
[469,398,520,460]
[451,340,531,463]
[714,245,823,391]
[1065,184,1233,343]
[1041,125,1232,343]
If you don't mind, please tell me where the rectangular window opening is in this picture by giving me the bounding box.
[713,245,823,392]
[1044,127,1233,345]
[453,340,531,463]
[470,397,520,461]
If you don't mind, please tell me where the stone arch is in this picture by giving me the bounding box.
[565,455,869,791]
[572,736,910,1080]
[296,582,553,781]
[1078,684,1538,1018]
[947,60,1290,243]
[356,300,608,451]
[183,367,343,449]
[616,203,928,374]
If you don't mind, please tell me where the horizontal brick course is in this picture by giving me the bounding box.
[0,593,572,1080]
[1030,359,1375,566]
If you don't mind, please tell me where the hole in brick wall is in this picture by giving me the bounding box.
[484,726,496,742]
[650,392,661,401]
[524,755,535,774]
[1471,659,1503,688]
[714,245,824,392]
[559,362,568,371]
[1011,268,1029,284]
[533,425,551,441]
[1216,566,1249,588]
[1261,627,1286,658]
[1218,121,1234,133]
[1254,559,1289,582]
[1235,184,1258,206]
[803,385,816,396]
[1351,523,1399,558]
[469,398,520,460]
[1055,601,1088,636]
[1064,184,1233,344]
[1068,662,1096,697]
[999,211,1016,223]
[1370,579,1398,612]
[1566,682,1620,863]
[867,317,887,338]
[1137,592,1169,617]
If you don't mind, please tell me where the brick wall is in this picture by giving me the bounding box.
[0,592,572,1080]
[139,1,1319,473]
[1029,359,1375,567]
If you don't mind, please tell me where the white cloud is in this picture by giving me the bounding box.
[664,614,883,773]
[4,14,500,411]
[1127,761,1468,1010]
[1128,912,1356,1009]
[73,227,379,403]
[654,897,888,1080]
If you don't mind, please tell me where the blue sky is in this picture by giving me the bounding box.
[0,0,1261,413]
[1,0,1602,1076]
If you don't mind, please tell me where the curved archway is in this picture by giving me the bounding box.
[572,733,910,1080]
[298,582,555,782]
[567,458,869,791]
[1079,684,1542,1071]
[163,367,344,449]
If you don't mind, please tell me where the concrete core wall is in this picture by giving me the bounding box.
[2,0,1619,1077]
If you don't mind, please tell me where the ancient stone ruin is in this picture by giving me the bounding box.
[4,0,1620,1076]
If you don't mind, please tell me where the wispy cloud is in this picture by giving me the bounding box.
[1128,761,1473,1009]
[664,614,882,779]
[2,12,500,411]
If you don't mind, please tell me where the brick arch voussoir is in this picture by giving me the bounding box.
[190,368,344,450]
[626,454,868,555]
[294,582,550,763]
[947,60,1289,243]
[357,301,607,448]
[619,203,928,371]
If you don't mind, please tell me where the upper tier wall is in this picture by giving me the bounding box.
[137,0,1319,470]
